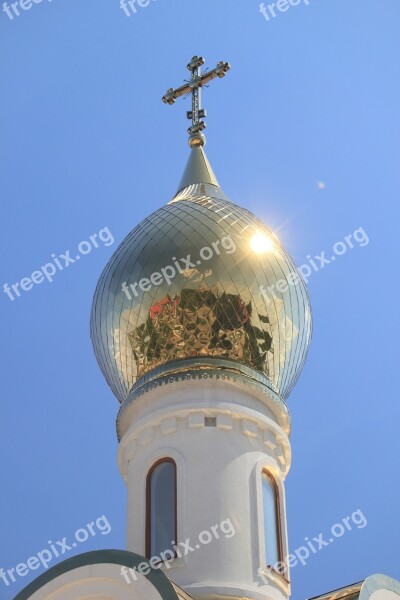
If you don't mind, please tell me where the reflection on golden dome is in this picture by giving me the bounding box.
[90,148,312,405]
[250,231,275,254]
[128,288,266,378]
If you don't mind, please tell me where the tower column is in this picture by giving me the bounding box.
[89,54,312,600]
[118,375,292,600]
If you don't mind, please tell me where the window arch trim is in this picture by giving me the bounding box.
[262,469,285,572]
[145,457,177,560]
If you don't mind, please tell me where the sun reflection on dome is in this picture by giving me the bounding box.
[250,232,274,254]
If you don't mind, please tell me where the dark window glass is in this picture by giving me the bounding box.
[147,459,176,559]
[262,471,281,567]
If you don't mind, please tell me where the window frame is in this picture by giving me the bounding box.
[145,457,178,560]
[261,469,286,578]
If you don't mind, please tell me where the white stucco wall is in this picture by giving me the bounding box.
[118,377,292,600]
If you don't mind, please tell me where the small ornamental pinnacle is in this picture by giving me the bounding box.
[162,56,231,148]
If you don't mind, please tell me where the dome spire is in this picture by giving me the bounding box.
[162,55,230,148]
[176,146,219,193]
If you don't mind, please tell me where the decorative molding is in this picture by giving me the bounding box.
[117,367,289,441]
[119,407,291,479]
[263,431,277,450]
[242,420,258,438]
[217,414,233,430]
[188,414,204,428]
[160,417,178,435]
[138,428,154,446]
[274,449,286,467]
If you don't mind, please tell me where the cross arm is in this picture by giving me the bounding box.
[162,82,192,105]
[199,61,231,86]
[162,61,230,106]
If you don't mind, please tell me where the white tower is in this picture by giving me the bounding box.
[90,57,312,600]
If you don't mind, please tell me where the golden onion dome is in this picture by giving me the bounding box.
[90,147,312,408]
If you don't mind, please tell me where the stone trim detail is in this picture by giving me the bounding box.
[119,408,290,480]
[117,368,289,441]
[188,414,204,428]
[242,420,258,437]
[160,417,178,435]
[217,414,233,430]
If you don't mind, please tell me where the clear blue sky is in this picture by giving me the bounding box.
[1,1,399,598]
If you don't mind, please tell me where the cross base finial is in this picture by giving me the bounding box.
[188,132,207,148]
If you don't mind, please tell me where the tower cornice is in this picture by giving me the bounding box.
[116,364,291,443]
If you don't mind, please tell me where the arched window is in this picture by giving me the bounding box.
[262,470,283,569]
[146,458,177,559]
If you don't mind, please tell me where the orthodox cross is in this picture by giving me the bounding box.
[162,56,230,147]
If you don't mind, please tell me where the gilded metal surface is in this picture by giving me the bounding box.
[91,182,312,403]
[128,288,271,377]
